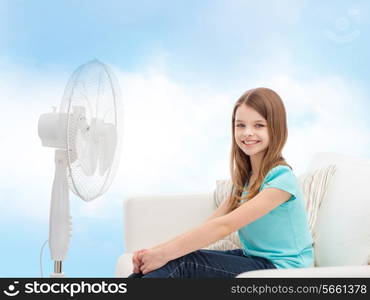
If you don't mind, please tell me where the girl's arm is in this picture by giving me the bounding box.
[160,187,291,261]
[203,196,231,223]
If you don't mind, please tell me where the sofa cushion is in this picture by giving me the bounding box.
[306,152,370,266]
[237,265,370,277]
[298,165,337,245]
[204,179,242,250]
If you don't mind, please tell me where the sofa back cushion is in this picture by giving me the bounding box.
[306,152,370,266]
[204,179,242,251]
[297,164,337,261]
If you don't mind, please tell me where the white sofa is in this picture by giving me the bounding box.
[115,152,370,277]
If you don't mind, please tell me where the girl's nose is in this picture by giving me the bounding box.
[242,126,255,137]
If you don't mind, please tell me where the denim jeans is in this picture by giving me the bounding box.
[127,248,276,278]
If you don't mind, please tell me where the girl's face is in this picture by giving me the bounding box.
[234,104,269,157]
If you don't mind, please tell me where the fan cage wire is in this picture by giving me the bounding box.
[60,59,122,201]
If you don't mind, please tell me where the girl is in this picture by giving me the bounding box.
[128,87,314,278]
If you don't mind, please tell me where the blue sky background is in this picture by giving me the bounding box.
[1,0,370,277]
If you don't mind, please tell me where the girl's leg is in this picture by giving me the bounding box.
[127,272,144,278]
[127,249,275,278]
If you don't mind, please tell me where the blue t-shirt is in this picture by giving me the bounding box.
[237,165,314,269]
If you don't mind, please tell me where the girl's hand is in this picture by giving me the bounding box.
[138,247,169,275]
[132,249,146,274]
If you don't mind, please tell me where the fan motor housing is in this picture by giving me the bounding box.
[38,112,67,149]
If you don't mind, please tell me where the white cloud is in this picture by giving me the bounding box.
[267,75,370,172]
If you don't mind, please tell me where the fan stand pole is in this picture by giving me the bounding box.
[52,261,64,278]
[49,149,71,278]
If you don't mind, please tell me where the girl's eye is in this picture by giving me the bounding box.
[236,124,264,128]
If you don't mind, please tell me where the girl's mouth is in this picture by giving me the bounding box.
[242,141,260,147]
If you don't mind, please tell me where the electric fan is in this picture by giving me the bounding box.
[38,59,123,277]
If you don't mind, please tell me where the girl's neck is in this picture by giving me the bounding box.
[249,151,266,175]
[250,161,260,176]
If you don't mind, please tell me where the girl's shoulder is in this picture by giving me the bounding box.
[266,164,292,176]
[263,165,296,186]
[262,164,299,201]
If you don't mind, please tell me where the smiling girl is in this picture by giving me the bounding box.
[128,87,314,278]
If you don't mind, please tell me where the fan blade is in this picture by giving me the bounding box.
[99,122,117,176]
[68,107,87,164]
[77,118,99,176]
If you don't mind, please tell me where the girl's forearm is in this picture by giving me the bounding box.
[159,218,229,261]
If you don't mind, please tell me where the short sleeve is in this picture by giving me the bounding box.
[261,166,298,202]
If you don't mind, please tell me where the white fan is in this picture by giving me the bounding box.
[38,59,123,277]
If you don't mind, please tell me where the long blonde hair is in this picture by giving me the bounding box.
[226,87,292,213]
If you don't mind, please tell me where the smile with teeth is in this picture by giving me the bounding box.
[242,140,260,146]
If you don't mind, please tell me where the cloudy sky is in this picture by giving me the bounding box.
[1,0,370,277]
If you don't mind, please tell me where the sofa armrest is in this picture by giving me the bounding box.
[115,253,133,278]
[123,193,215,253]
[237,265,370,278]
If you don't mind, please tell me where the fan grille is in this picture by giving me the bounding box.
[60,60,122,201]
